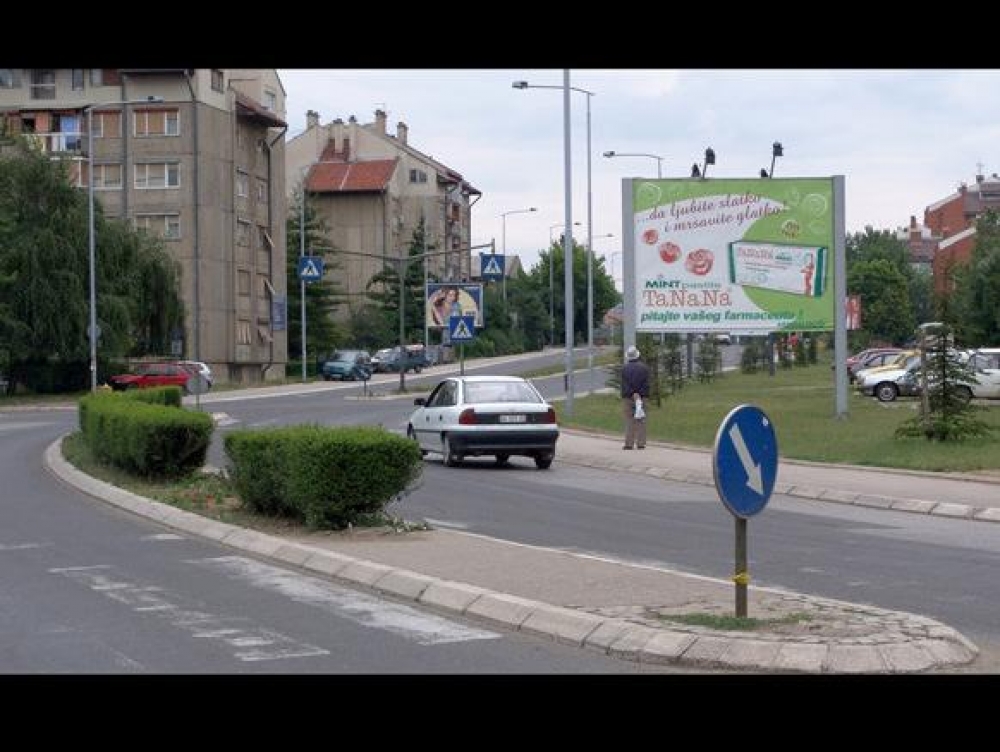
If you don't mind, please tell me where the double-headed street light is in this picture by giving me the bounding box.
[602,150,663,178]
[86,95,163,392]
[514,78,596,415]
[500,206,536,303]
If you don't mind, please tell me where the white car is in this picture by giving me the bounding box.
[179,360,213,389]
[407,375,559,469]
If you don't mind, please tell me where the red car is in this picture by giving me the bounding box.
[108,362,196,392]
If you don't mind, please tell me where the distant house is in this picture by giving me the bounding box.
[286,109,480,310]
[925,173,1000,296]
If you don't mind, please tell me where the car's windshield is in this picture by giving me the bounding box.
[464,381,541,404]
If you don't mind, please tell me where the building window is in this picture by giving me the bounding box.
[256,179,267,202]
[235,171,249,198]
[70,69,85,90]
[90,69,104,86]
[236,320,252,345]
[259,227,272,253]
[135,213,181,240]
[91,111,122,139]
[29,69,55,100]
[263,89,277,112]
[236,219,251,246]
[0,69,20,88]
[238,269,251,296]
[211,69,224,93]
[409,168,427,184]
[93,163,123,190]
[134,109,180,137]
[135,162,180,189]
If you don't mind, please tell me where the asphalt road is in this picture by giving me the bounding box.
[1,411,677,673]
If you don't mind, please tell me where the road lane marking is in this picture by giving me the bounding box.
[190,555,498,645]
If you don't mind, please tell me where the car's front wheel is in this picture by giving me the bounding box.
[442,435,461,467]
[955,385,974,403]
[495,453,510,467]
[875,382,898,403]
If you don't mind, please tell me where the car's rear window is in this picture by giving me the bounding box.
[464,381,541,404]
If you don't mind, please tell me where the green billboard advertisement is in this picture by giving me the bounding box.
[631,177,836,334]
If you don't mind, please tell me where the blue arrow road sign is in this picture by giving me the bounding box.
[480,254,505,281]
[449,314,476,343]
[712,404,778,519]
[298,256,324,282]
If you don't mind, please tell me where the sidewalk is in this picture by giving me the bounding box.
[44,429,986,674]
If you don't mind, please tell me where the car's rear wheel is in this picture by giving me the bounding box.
[875,382,898,402]
[442,435,461,466]
[495,453,510,467]
[534,453,553,470]
[955,385,974,403]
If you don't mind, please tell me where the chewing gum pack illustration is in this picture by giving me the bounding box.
[728,241,826,297]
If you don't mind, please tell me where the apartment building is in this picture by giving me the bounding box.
[285,109,480,309]
[0,68,289,385]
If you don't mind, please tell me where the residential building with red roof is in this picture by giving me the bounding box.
[286,108,480,306]
[926,172,1000,296]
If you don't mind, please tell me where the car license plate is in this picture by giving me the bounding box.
[499,414,526,424]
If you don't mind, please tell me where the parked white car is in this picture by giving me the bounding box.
[407,375,559,469]
[178,360,213,389]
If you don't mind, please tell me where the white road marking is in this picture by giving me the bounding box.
[0,542,50,551]
[50,566,328,662]
[211,412,240,427]
[190,555,498,645]
[421,518,469,530]
[141,533,186,541]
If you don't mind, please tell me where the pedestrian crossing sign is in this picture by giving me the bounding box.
[298,256,324,282]
[480,253,505,281]
[449,314,476,342]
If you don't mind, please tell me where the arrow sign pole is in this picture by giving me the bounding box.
[728,423,764,495]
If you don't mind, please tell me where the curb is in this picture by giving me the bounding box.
[44,436,978,673]
[556,447,1000,526]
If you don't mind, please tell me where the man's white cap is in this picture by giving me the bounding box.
[626,346,640,361]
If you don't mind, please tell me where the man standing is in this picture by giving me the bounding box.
[622,345,650,450]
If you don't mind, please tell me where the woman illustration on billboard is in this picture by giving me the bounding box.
[430,286,462,326]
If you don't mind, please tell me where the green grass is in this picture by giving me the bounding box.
[658,612,813,631]
[563,360,1000,473]
[520,349,621,380]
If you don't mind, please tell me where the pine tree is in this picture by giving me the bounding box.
[286,189,346,364]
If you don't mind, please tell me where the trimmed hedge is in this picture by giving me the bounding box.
[78,391,213,478]
[224,425,423,529]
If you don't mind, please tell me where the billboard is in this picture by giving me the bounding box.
[426,283,484,329]
[629,178,836,334]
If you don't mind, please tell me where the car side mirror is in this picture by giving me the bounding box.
[414,397,426,406]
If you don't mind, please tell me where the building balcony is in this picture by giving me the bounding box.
[24,131,85,154]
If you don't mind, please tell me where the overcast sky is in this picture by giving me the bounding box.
[278,69,997,281]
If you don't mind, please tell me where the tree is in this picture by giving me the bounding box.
[530,237,618,346]
[950,210,1000,347]
[895,324,992,441]
[0,141,184,391]
[846,227,922,344]
[365,219,433,346]
[846,259,914,345]
[286,189,347,363]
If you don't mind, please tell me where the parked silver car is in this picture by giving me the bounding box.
[407,375,559,469]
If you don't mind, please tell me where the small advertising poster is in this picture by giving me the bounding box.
[426,283,484,329]
[630,177,836,334]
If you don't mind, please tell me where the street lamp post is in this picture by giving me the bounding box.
[610,250,623,347]
[86,96,163,392]
[602,150,664,178]
[513,78,595,415]
[500,206,536,304]
[586,232,614,390]
[548,222,580,347]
